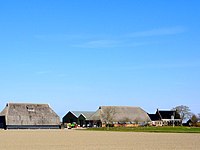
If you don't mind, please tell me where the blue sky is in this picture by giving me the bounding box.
[0,0,200,117]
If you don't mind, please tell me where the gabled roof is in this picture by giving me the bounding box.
[70,111,95,119]
[157,109,181,119]
[88,106,151,123]
[87,109,101,121]
[79,112,95,119]
[148,114,160,121]
[0,103,60,126]
[0,103,8,116]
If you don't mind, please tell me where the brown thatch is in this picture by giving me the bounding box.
[88,106,151,123]
[0,103,60,129]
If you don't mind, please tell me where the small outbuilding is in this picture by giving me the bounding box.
[0,103,60,129]
[62,111,95,127]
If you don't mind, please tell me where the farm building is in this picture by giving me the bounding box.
[148,109,181,126]
[87,106,151,127]
[62,111,95,127]
[148,113,163,126]
[0,103,60,129]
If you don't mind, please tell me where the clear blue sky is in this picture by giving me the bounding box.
[0,0,200,117]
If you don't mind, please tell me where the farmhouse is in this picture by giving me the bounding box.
[87,106,151,127]
[0,103,60,129]
[62,111,95,127]
[148,109,181,126]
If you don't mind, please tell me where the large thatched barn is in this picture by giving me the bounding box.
[0,103,60,129]
[87,106,151,127]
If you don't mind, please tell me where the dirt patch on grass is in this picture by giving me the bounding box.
[0,129,199,150]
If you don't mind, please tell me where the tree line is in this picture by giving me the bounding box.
[173,105,200,126]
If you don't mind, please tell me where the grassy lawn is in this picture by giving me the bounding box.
[87,126,200,133]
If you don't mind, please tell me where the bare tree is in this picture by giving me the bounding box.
[198,113,200,121]
[100,106,116,128]
[122,117,131,123]
[134,117,140,125]
[191,114,198,125]
[173,105,192,123]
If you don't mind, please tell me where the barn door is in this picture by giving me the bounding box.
[0,116,6,129]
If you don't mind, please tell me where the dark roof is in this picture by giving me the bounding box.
[71,111,95,119]
[148,114,160,121]
[157,110,181,119]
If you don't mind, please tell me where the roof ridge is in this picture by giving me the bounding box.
[100,106,140,108]
[7,102,49,105]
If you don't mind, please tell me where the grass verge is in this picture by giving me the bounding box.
[86,126,200,133]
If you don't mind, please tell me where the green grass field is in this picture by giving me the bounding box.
[87,126,200,133]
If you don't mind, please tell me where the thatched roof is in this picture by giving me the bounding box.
[0,103,60,126]
[88,106,151,123]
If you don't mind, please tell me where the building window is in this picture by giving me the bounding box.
[26,106,35,112]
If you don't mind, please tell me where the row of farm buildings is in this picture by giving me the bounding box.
[0,102,181,129]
